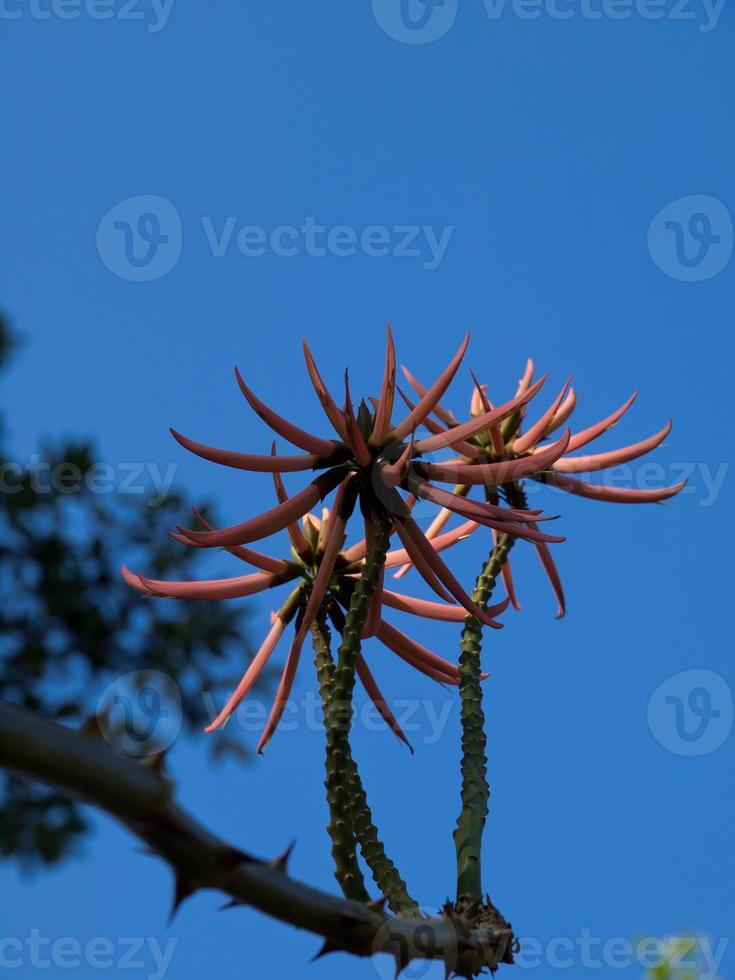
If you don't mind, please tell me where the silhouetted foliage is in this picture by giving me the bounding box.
[0,316,259,868]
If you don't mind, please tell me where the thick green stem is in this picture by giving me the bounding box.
[453,535,514,900]
[311,615,369,903]
[323,506,391,901]
[325,605,420,916]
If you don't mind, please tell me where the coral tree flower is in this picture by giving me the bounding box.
[124,501,509,752]
[123,327,560,750]
[396,359,683,618]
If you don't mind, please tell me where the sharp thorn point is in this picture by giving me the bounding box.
[270,838,297,872]
[310,940,340,962]
[169,876,196,923]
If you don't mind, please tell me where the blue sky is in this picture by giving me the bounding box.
[1,2,733,978]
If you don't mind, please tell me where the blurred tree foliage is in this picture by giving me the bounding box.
[0,316,260,868]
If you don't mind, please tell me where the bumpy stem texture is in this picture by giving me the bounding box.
[310,615,369,902]
[0,700,515,971]
[323,607,420,916]
[324,507,391,901]
[453,535,514,900]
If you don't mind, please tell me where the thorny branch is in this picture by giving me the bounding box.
[0,700,515,977]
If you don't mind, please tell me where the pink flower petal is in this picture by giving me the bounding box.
[544,387,577,437]
[392,334,470,441]
[390,518,456,603]
[342,371,372,466]
[292,478,357,643]
[356,655,413,751]
[369,323,397,447]
[415,375,548,454]
[412,481,565,545]
[500,555,520,610]
[256,627,308,754]
[170,428,324,473]
[515,358,535,395]
[382,589,509,623]
[271,453,312,558]
[420,429,571,486]
[376,620,461,684]
[396,386,480,459]
[553,421,672,473]
[534,541,566,619]
[394,516,505,628]
[379,432,416,489]
[513,378,572,454]
[385,519,478,569]
[302,340,349,441]
[133,568,283,601]
[566,392,638,453]
[381,589,463,621]
[400,367,458,428]
[188,508,293,574]
[362,518,384,638]
[469,368,505,455]
[541,471,686,503]
[179,471,343,548]
[392,500,456,579]
[412,479,541,524]
[204,615,288,732]
[235,368,338,456]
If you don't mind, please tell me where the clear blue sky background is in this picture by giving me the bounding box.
[1,2,733,978]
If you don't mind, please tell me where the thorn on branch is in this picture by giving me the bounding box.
[269,839,296,873]
[310,939,341,961]
[169,875,197,923]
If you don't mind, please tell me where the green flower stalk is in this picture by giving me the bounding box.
[323,507,391,900]
[310,613,369,902]
[453,535,513,900]
[327,603,420,916]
